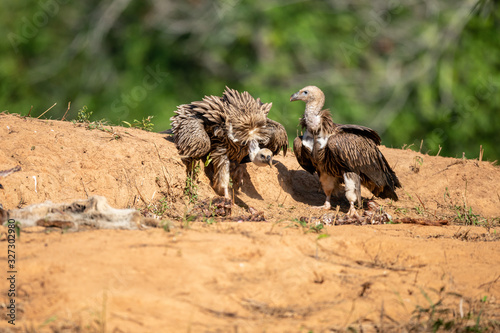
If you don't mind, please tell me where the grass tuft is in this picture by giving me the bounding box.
[184,161,201,204]
[122,115,155,131]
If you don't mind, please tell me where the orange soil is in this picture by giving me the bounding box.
[0,113,499,332]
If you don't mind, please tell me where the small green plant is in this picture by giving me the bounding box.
[307,223,324,234]
[204,217,216,225]
[407,288,496,332]
[395,207,408,214]
[75,106,93,123]
[289,218,307,229]
[39,316,58,328]
[180,211,197,229]
[96,125,121,140]
[314,233,330,259]
[288,218,326,234]
[122,115,155,131]
[160,220,173,232]
[453,205,484,226]
[184,161,201,203]
[202,199,218,225]
[151,197,169,217]
[410,155,424,173]
[445,186,486,226]
[317,233,329,240]
[73,106,121,139]
[414,205,424,215]
[204,153,212,167]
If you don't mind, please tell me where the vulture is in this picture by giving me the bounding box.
[170,87,288,198]
[290,86,401,216]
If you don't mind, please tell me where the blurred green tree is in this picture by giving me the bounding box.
[0,0,498,160]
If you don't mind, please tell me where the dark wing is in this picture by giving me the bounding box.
[170,105,211,159]
[293,136,316,175]
[336,124,381,145]
[326,128,401,200]
[263,118,288,157]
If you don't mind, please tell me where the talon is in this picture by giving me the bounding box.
[313,202,331,210]
[347,206,360,218]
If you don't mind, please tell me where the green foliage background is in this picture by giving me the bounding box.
[1,0,499,160]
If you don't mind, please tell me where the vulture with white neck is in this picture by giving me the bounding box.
[169,87,288,198]
[290,85,401,216]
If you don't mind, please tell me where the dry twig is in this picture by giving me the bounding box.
[62,101,71,121]
[37,103,57,119]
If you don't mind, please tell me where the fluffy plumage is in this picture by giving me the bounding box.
[290,86,401,215]
[170,87,288,198]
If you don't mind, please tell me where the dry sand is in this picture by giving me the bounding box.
[0,113,499,332]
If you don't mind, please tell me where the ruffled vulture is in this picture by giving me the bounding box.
[170,87,288,198]
[290,86,401,216]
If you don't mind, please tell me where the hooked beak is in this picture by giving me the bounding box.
[266,155,272,167]
[290,92,300,102]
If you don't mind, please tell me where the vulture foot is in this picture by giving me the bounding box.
[347,205,360,218]
[313,201,331,210]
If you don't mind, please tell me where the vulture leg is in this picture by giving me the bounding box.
[212,154,231,199]
[315,173,337,210]
[316,171,323,193]
[230,162,246,191]
[343,172,361,217]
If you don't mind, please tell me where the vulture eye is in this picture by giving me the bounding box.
[260,154,265,158]
[303,91,308,95]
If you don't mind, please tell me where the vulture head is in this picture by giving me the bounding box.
[253,148,273,167]
[247,140,274,167]
[290,85,326,132]
[290,86,325,105]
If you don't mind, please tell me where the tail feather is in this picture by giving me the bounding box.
[378,185,399,201]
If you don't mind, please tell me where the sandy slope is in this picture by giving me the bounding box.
[0,113,499,332]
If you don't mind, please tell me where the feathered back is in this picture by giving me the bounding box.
[170,87,284,159]
[222,87,271,144]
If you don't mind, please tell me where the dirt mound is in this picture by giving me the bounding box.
[0,113,499,332]
[1,113,499,221]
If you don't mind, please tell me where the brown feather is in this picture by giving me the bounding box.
[260,118,288,156]
[291,85,401,203]
[293,136,315,174]
[169,87,285,196]
[298,109,336,135]
[325,127,400,200]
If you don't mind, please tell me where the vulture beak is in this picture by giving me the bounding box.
[290,92,300,102]
[266,155,272,167]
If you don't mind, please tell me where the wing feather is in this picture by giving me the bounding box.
[293,136,316,174]
[326,129,400,199]
[262,118,288,156]
[336,124,381,145]
[170,104,212,159]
